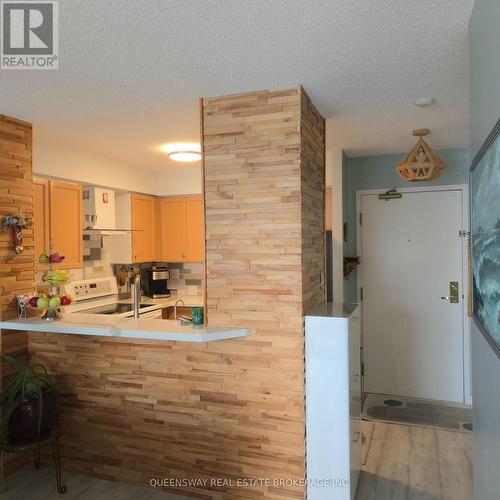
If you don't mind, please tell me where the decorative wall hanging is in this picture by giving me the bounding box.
[1,213,33,254]
[470,117,500,358]
[344,256,361,279]
[396,129,447,182]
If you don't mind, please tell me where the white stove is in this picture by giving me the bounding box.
[62,277,162,319]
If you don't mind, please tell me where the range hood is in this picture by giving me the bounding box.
[83,186,130,235]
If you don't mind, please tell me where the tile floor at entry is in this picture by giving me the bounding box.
[0,421,472,500]
[362,393,473,433]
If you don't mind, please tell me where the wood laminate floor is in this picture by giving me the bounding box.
[0,465,196,500]
[0,422,472,500]
[356,421,473,500]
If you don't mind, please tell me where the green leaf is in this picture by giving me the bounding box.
[0,356,56,441]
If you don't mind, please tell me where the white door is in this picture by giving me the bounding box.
[360,188,465,403]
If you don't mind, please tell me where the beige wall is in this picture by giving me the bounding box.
[325,119,344,302]
[156,167,202,195]
[34,125,202,196]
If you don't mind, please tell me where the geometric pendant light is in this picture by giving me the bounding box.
[396,129,447,182]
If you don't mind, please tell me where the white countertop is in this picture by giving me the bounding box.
[0,312,250,343]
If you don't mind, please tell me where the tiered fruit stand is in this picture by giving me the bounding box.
[29,241,72,321]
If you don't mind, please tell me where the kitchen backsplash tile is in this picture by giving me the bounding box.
[140,261,204,296]
[83,233,102,261]
[37,229,204,298]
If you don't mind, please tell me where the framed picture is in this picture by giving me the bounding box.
[470,118,500,358]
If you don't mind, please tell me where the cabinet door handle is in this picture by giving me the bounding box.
[353,431,360,444]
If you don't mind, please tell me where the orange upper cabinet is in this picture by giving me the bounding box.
[131,193,158,263]
[49,181,83,268]
[33,178,50,261]
[184,196,204,262]
[159,196,204,263]
[159,198,185,262]
[33,178,83,269]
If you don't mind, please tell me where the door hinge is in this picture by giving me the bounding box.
[459,230,470,238]
[359,212,363,226]
[360,287,363,301]
[361,362,365,377]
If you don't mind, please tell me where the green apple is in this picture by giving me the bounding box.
[38,253,49,264]
[48,296,61,308]
[37,296,49,308]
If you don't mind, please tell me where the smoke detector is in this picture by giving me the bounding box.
[414,97,436,107]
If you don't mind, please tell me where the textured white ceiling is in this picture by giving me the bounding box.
[0,0,473,166]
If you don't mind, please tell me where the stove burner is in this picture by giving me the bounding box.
[79,303,154,315]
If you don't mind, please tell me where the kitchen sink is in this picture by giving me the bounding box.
[162,305,193,320]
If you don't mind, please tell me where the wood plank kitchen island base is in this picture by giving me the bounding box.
[27,332,258,500]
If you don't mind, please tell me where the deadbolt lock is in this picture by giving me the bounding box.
[441,281,459,303]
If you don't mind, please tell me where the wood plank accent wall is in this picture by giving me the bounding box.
[0,114,34,475]
[300,91,326,313]
[202,86,325,498]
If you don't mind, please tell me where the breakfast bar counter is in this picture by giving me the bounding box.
[0,314,250,342]
[0,310,254,496]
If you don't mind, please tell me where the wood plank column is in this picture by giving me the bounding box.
[0,114,34,475]
[202,87,325,499]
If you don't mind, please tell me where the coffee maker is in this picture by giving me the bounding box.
[143,267,170,298]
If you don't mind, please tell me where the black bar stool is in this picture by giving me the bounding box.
[0,425,66,494]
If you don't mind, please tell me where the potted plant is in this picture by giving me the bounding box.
[0,355,57,444]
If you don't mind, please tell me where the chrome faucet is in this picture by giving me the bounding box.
[131,274,141,319]
[174,299,185,320]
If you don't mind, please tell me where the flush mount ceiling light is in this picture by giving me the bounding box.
[396,129,447,182]
[414,97,436,107]
[160,143,201,162]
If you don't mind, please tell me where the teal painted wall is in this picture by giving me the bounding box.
[342,150,349,290]
[343,148,470,302]
[469,1,500,499]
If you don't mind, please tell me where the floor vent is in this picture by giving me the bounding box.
[383,399,403,407]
